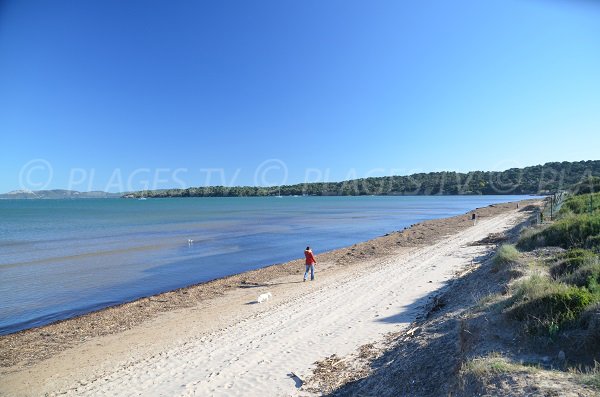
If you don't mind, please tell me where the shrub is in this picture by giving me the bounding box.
[517,213,600,250]
[561,261,600,289]
[563,248,596,260]
[517,227,547,251]
[585,235,600,251]
[544,214,600,248]
[550,249,597,279]
[589,277,600,297]
[571,177,600,196]
[508,274,594,334]
[581,303,600,351]
[492,244,520,272]
[561,192,600,215]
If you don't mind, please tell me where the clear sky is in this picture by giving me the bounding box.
[1,0,599,192]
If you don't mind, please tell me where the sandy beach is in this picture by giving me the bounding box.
[0,200,537,396]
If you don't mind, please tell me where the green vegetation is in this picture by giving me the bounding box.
[550,249,598,279]
[123,160,600,197]
[581,371,600,390]
[581,303,600,346]
[559,262,600,291]
[517,227,546,250]
[479,191,600,339]
[586,235,600,250]
[560,192,600,215]
[469,202,600,391]
[517,213,600,251]
[492,244,519,272]
[517,192,600,251]
[508,205,600,336]
[573,360,600,390]
[571,176,600,196]
[508,274,594,334]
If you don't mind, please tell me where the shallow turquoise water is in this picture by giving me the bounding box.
[0,195,528,334]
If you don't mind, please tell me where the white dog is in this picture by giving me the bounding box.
[257,292,272,303]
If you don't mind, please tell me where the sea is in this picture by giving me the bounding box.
[0,195,529,335]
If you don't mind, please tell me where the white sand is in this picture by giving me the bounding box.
[1,210,526,397]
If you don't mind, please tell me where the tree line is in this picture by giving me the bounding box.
[123,160,600,198]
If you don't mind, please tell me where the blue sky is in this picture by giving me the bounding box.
[1,0,599,192]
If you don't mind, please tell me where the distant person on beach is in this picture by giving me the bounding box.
[304,246,317,281]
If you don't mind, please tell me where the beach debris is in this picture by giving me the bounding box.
[149,298,168,303]
[304,347,381,394]
[405,326,420,337]
[332,356,350,367]
[469,232,507,246]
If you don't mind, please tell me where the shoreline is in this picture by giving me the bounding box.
[0,198,538,371]
[0,195,532,337]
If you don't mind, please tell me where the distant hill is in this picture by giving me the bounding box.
[0,189,122,199]
[124,160,600,198]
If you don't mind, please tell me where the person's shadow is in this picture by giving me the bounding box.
[267,281,304,286]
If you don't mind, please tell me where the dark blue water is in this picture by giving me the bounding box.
[0,195,528,334]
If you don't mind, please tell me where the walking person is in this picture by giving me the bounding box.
[304,246,317,281]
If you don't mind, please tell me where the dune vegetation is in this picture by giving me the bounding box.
[510,192,600,335]
[456,191,600,395]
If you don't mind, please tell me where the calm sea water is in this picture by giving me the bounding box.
[0,195,528,334]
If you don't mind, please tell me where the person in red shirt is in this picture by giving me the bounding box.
[304,246,317,281]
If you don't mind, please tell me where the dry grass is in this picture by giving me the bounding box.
[570,361,600,391]
[461,353,537,377]
[491,244,520,272]
[474,293,504,312]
